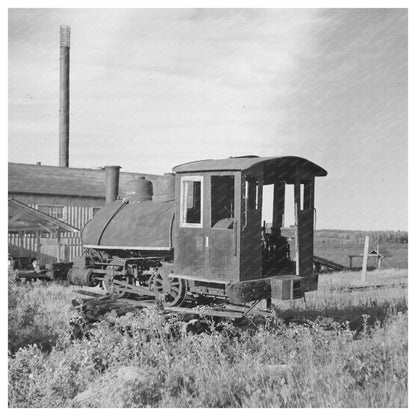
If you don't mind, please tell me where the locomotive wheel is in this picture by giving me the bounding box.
[153,266,187,307]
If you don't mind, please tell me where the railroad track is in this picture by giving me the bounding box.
[70,289,274,338]
[327,282,407,293]
[72,289,271,322]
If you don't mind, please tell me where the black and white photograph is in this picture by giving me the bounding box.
[6,3,409,408]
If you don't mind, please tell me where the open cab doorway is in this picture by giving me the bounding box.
[261,179,315,279]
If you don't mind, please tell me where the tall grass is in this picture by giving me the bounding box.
[8,270,408,408]
[8,275,76,353]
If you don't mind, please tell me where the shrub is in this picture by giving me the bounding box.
[8,279,76,353]
[8,272,408,408]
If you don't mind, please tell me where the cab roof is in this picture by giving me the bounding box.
[173,156,327,182]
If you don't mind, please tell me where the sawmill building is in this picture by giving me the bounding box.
[8,162,163,265]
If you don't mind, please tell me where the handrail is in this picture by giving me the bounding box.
[97,200,129,246]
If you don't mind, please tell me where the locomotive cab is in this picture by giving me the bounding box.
[172,156,327,304]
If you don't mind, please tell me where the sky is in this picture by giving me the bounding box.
[8,8,408,230]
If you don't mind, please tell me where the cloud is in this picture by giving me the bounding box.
[8,9,407,230]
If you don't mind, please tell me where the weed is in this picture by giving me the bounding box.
[8,270,408,407]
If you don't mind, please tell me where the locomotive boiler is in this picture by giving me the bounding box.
[68,156,327,308]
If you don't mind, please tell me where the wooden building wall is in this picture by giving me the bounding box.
[8,192,106,265]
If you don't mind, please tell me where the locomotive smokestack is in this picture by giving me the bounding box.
[59,25,70,167]
[105,166,121,203]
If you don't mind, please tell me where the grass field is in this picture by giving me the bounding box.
[315,242,408,269]
[8,269,408,408]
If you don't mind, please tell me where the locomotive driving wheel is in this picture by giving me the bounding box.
[102,264,132,298]
[152,265,187,307]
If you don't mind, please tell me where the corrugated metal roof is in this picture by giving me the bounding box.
[8,198,79,233]
[8,163,163,198]
[173,156,327,178]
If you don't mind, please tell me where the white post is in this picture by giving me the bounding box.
[361,236,369,284]
[36,229,41,262]
[376,244,382,269]
[56,227,61,263]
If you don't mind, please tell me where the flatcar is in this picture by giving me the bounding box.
[68,156,327,307]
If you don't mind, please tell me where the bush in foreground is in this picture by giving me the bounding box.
[8,276,75,353]
[9,306,408,408]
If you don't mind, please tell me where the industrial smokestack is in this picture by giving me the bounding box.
[105,166,121,203]
[59,25,70,167]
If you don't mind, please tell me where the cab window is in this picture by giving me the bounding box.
[246,178,259,210]
[211,175,234,228]
[180,176,203,227]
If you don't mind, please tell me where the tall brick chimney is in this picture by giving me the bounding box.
[59,25,70,167]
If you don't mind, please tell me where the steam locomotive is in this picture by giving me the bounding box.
[68,156,327,307]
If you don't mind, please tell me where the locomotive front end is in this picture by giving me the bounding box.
[67,175,184,304]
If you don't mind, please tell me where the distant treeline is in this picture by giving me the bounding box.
[316,230,408,244]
